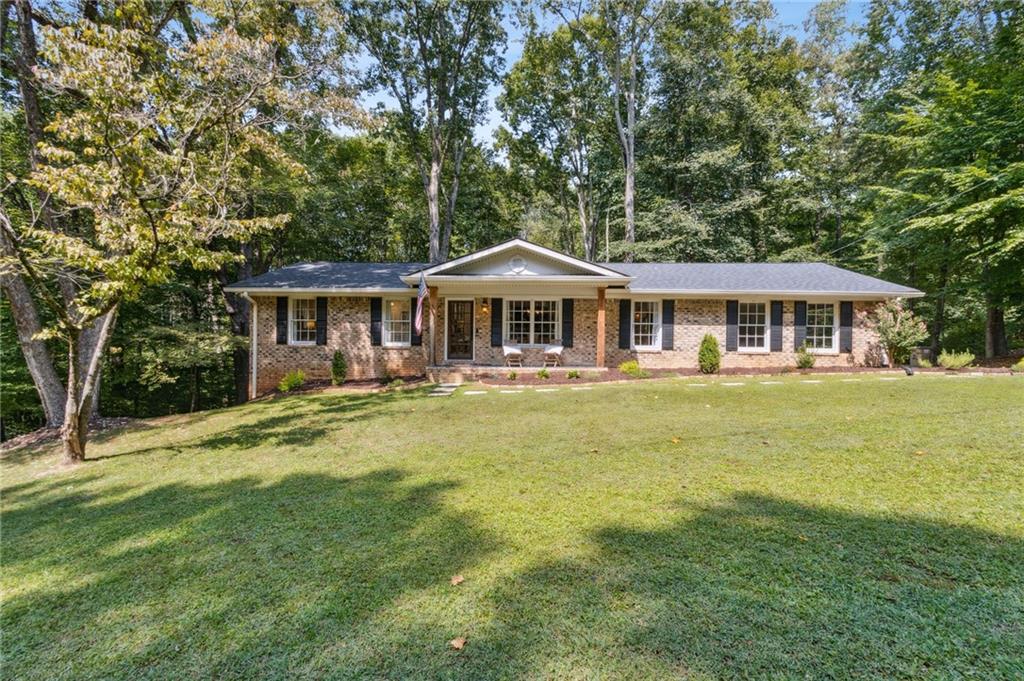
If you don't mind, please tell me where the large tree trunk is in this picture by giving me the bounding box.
[985,305,1007,359]
[439,141,465,263]
[61,308,117,464]
[1,239,66,426]
[427,154,443,264]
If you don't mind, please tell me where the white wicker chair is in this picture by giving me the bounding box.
[503,343,523,367]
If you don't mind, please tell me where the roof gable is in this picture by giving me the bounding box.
[410,239,628,279]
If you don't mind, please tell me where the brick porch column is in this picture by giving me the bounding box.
[596,286,606,367]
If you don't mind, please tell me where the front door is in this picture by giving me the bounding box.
[446,300,474,361]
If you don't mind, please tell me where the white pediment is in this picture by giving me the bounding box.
[407,239,628,280]
[446,248,596,276]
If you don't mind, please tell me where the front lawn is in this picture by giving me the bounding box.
[3,375,1022,679]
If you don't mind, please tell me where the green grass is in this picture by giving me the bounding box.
[3,375,1023,679]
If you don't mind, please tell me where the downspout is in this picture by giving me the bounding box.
[240,292,257,399]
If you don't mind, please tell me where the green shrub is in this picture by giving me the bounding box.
[795,344,816,369]
[507,371,517,381]
[566,369,581,379]
[537,368,550,380]
[278,369,305,393]
[917,358,933,368]
[938,349,974,369]
[698,334,721,374]
[331,350,347,385]
[386,378,405,391]
[618,359,651,379]
[1013,357,1024,373]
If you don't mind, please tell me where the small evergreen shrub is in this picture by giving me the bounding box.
[917,358,933,368]
[938,349,974,369]
[278,369,305,393]
[618,359,651,379]
[566,369,581,379]
[537,368,550,380]
[698,334,721,374]
[795,344,816,369]
[507,371,517,381]
[331,350,347,385]
[1012,357,1024,373]
[386,378,405,391]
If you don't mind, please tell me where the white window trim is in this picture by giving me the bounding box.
[289,297,317,346]
[736,300,769,354]
[382,297,412,348]
[503,297,561,347]
[631,299,662,352]
[805,301,840,355]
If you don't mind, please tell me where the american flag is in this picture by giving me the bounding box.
[414,272,428,334]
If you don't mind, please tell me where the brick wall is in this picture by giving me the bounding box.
[253,296,426,393]
[254,294,884,392]
[465,296,882,370]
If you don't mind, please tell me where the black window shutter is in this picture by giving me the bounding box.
[725,300,738,351]
[369,297,382,346]
[661,300,674,350]
[410,297,422,346]
[618,299,631,349]
[561,299,574,347]
[315,297,328,345]
[276,296,288,345]
[839,301,854,352]
[490,297,503,346]
[770,300,783,352]
[794,301,807,350]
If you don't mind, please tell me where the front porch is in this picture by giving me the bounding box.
[426,364,609,384]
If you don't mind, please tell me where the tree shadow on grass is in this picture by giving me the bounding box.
[471,493,1023,679]
[86,390,421,462]
[3,468,498,680]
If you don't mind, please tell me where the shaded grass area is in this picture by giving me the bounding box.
[3,376,1023,679]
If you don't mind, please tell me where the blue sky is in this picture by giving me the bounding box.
[355,1,870,144]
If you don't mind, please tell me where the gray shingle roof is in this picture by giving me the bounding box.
[225,262,424,292]
[226,260,922,296]
[608,262,922,295]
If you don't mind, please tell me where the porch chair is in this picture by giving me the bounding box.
[543,343,564,367]
[503,343,523,367]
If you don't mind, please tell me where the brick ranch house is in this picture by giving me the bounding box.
[225,239,923,396]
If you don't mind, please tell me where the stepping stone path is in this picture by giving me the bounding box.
[428,383,460,398]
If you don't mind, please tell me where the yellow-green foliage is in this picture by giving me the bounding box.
[795,344,816,369]
[938,349,974,369]
[618,360,651,378]
[278,370,306,392]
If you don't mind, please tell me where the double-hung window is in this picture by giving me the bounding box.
[290,298,317,345]
[504,299,560,345]
[737,302,767,351]
[806,302,837,352]
[383,299,411,346]
[632,300,660,350]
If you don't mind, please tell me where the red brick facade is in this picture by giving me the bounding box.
[253,294,884,394]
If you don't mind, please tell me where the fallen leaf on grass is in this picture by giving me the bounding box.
[449,637,467,650]
[589,448,599,453]
[798,534,809,542]
[913,450,927,456]
[450,574,464,586]
[671,437,681,444]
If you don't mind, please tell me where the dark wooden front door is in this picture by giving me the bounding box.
[446,300,474,360]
